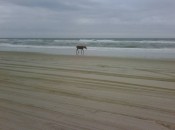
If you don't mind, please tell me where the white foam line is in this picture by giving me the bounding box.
[0,44,75,49]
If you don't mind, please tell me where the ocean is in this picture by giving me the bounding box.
[0,38,175,59]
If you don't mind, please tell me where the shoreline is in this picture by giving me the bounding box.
[1,50,175,61]
[0,51,175,130]
[1,45,175,59]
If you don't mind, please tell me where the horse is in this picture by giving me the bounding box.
[76,45,87,55]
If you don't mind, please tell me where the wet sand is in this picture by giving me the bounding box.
[0,51,175,130]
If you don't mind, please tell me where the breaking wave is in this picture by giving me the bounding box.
[1,38,175,49]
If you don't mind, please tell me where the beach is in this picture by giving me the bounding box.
[0,51,175,130]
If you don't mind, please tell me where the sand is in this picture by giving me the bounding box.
[0,51,175,130]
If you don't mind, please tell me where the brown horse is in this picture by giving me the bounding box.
[76,45,87,55]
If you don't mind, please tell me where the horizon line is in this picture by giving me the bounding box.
[0,37,175,39]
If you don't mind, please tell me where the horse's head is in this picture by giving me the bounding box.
[84,46,87,49]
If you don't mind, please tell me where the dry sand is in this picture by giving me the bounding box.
[0,51,175,130]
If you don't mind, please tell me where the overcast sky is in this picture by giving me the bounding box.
[0,0,175,38]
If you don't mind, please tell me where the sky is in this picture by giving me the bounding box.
[0,0,175,38]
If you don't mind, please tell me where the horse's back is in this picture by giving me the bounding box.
[76,46,86,49]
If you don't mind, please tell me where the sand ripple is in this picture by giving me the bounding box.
[0,52,175,130]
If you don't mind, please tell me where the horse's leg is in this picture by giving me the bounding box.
[76,49,79,55]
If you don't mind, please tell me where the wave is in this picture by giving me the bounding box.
[1,38,175,49]
[79,39,175,44]
[0,43,75,49]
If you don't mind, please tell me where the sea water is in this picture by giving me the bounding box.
[0,38,175,59]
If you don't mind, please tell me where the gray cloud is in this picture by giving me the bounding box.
[0,0,175,38]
